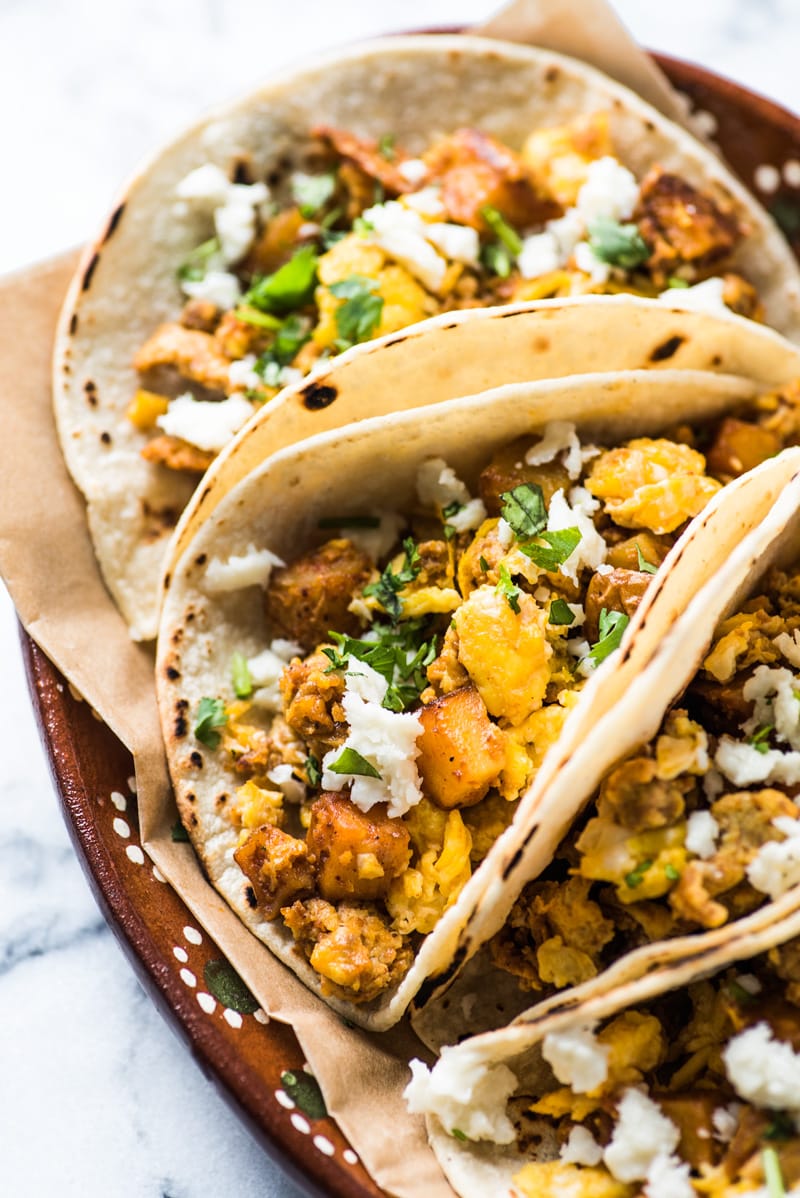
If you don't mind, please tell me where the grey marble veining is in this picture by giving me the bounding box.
[3,2,800,1194]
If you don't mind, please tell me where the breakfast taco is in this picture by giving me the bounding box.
[156,365,800,1031]
[406,893,800,1198]
[54,33,800,640]
[411,414,800,1052]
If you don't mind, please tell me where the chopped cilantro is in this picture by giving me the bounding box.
[363,538,421,622]
[443,524,456,541]
[728,979,758,1006]
[291,171,336,218]
[244,245,319,315]
[481,240,512,278]
[378,133,395,160]
[194,697,228,749]
[763,1147,786,1198]
[230,652,252,699]
[322,620,437,713]
[586,609,630,668]
[451,1129,468,1142]
[501,483,547,540]
[549,598,575,626]
[171,819,190,843]
[765,1112,795,1142]
[667,276,690,289]
[442,500,463,520]
[587,217,650,270]
[327,747,382,779]
[664,863,681,882]
[520,527,582,572]
[317,515,381,529]
[496,563,521,614]
[330,275,384,349]
[750,724,774,754]
[254,314,311,381]
[305,755,322,788]
[235,305,283,330]
[625,859,653,889]
[636,543,658,575]
[479,555,489,573]
[352,214,375,236]
[480,205,522,255]
[177,236,221,283]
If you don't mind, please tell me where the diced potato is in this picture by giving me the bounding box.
[454,586,552,724]
[245,206,305,276]
[126,388,169,431]
[605,531,672,572]
[233,824,315,918]
[478,435,572,516]
[417,685,506,809]
[705,416,782,481]
[306,792,410,901]
[317,233,386,286]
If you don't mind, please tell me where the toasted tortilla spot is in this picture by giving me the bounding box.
[190,751,203,768]
[650,334,685,361]
[100,431,111,445]
[301,382,338,410]
[174,714,188,738]
[103,202,126,243]
[245,886,258,910]
[81,251,99,292]
[165,665,180,680]
[69,312,79,335]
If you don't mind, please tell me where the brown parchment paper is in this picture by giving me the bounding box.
[0,6,727,1196]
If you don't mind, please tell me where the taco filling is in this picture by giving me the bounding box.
[131,116,761,472]
[491,433,800,1000]
[408,944,800,1197]
[186,397,794,1005]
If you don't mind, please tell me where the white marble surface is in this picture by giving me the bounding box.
[2,2,800,1194]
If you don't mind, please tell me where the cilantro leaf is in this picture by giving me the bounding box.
[305,755,322,788]
[664,863,680,882]
[481,241,512,278]
[451,1129,468,1142]
[378,133,395,160]
[291,171,336,218]
[177,237,221,283]
[549,598,575,626]
[625,859,653,889]
[762,1147,786,1198]
[636,543,658,575]
[244,246,319,315]
[480,205,522,255]
[253,314,311,384]
[501,483,547,540]
[327,747,382,779]
[234,305,283,330]
[330,275,384,349]
[230,652,252,699]
[322,619,437,712]
[587,217,650,270]
[586,608,630,667]
[750,724,774,754]
[496,563,521,614]
[363,538,421,622]
[194,697,228,748]
[520,527,582,571]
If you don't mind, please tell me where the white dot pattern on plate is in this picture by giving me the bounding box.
[693,108,717,136]
[110,790,127,811]
[152,866,166,883]
[223,1009,243,1029]
[180,968,197,988]
[313,1135,335,1157]
[184,925,202,945]
[197,992,216,1014]
[253,1008,269,1024]
[275,1089,295,1110]
[290,1113,311,1135]
[127,775,138,793]
[343,1149,358,1166]
[112,817,130,839]
[125,845,145,865]
[173,946,188,964]
[755,163,781,192]
[784,159,800,187]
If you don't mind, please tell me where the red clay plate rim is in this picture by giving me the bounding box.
[20,46,800,1198]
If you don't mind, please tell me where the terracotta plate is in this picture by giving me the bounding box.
[21,49,800,1198]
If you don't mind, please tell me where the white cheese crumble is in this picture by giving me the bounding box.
[735,973,763,996]
[204,546,285,594]
[175,163,268,265]
[659,277,729,315]
[712,1103,741,1143]
[404,1049,517,1145]
[574,240,612,284]
[703,768,725,802]
[416,458,486,531]
[644,1152,694,1198]
[746,816,800,899]
[362,201,446,292]
[448,498,487,533]
[744,665,800,751]
[320,658,423,818]
[157,392,253,453]
[723,1021,800,1111]
[496,517,515,548]
[525,421,598,481]
[246,639,301,710]
[401,186,446,218]
[266,764,305,804]
[227,354,262,392]
[775,631,800,669]
[425,222,480,266]
[715,737,800,788]
[518,231,561,279]
[546,486,607,584]
[175,163,232,206]
[561,1125,603,1166]
[397,158,428,186]
[685,810,720,860]
[182,269,242,309]
[576,157,640,225]
[541,1024,609,1093]
[341,511,405,562]
[603,1089,680,1183]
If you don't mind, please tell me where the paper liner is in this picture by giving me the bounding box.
[0,5,733,1195]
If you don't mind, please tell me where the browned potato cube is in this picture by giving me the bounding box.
[606,531,672,572]
[705,417,782,481]
[265,538,372,652]
[417,685,506,810]
[583,568,652,644]
[234,824,315,918]
[478,436,571,516]
[306,793,411,902]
